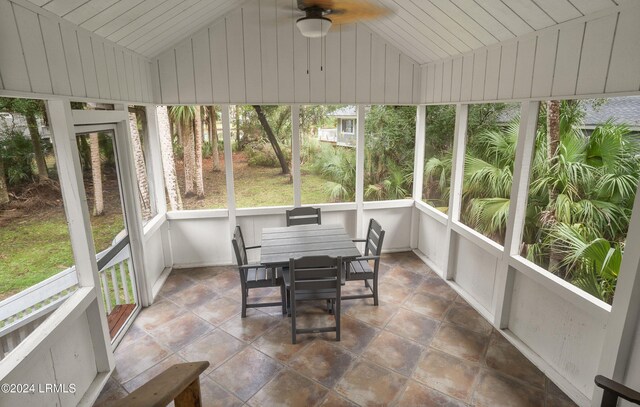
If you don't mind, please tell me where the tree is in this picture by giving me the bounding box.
[0,97,49,181]
[128,110,152,220]
[89,132,104,216]
[171,106,196,196]
[208,106,220,171]
[157,106,183,211]
[194,107,205,198]
[0,158,8,205]
[253,105,289,174]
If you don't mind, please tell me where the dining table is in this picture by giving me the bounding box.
[260,224,361,267]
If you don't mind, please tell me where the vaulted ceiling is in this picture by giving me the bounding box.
[26,0,621,63]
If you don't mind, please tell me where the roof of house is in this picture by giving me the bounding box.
[329,106,357,118]
[582,97,640,129]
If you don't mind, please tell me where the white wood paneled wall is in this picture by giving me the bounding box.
[151,1,421,105]
[0,0,154,103]
[420,3,640,103]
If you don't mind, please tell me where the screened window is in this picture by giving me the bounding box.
[364,105,415,202]
[422,104,456,212]
[520,97,640,304]
[162,105,227,210]
[0,97,77,358]
[301,105,355,204]
[459,102,520,244]
[232,105,292,208]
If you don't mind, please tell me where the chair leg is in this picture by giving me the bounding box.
[291,302,297,344]
[280,284,286,315]
[335,298,341,341]
[241,288,248,318]
[373,274,379,306]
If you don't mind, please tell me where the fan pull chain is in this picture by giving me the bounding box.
[307,37,310,75]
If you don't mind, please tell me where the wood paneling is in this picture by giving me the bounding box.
[421,5,639,104]
[152,2,420,105]
[0,0,154,103]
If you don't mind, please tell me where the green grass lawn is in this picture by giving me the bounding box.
[0,210,124,300]
[1,155,338,301]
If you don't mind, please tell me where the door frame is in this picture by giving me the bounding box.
[73,121,146,346]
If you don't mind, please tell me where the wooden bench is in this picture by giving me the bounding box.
[107,361,209,407]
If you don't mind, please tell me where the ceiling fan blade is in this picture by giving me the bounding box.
[327,0,390,25]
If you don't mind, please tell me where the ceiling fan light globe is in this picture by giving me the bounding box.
[296,16,332,38]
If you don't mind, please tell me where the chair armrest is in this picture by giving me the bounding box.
[354,255,380,262]
[238,264,265,270]
[352,239,367,242]
[245,245,261,250]
[595,375,640,404]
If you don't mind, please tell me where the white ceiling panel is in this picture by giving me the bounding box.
[25,0,620,61]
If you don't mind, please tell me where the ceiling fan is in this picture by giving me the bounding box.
[292,0,390,38]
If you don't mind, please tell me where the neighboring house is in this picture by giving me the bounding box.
[0,112,51,140]
[318,105,357,148]
[581,96,640,133]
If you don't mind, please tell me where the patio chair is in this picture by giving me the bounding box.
[595,375,640,406]
[284,256,342,344]
[343,218,385,305]
[231,226,286,317]
[286,206,321,226]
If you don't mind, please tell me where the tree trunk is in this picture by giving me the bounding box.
[89,132,104,216]
[157,106,183,211]
[0,158,9,205]
[182,117,196,197]
[208,106,220,171]
[253,105,289,175]
[128,111,152,220]
[546,100,562,272]
[25,113,49,181]
[194,107,205,199]
[235,106,241,146]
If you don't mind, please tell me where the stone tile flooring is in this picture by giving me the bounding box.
[94,252,577,407]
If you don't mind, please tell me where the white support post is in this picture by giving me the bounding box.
[592,183,640,405]
[144,105,167,215]
[492,101,540,328]
[443,104,468,280]
[355,105,366,238]
[46,99,114,372]
[411,105,426,249]
[412,105,426,201]
[115,104,151,307]
[291,104,301,207]
[222,105,237,236]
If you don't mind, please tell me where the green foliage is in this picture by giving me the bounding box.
[427,99,638,303]
[202,141,213,158]
[247,143,292,168]
[0,130,35,185]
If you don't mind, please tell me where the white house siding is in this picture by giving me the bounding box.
[151,1,421,105]
[0,0,154,104]
[420,3,640,104]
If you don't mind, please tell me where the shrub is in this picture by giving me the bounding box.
[246,143,291,168]
[202,141,213,158]
[0,130,35,185]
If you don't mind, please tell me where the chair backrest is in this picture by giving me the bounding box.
[363,219,385,256]
[286,207,321,226]
[289,256,341,294]
[231,225,248,266]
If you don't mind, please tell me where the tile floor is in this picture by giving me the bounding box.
[94,252,577,407]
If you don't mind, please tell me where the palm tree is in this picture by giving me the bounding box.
[128,110,152,220]
[428,101,639,303]
[170,106,205,197]
[89,132,103,216]
[194,107,205,199]
[207,106,220,171]
[157,106,183,211]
